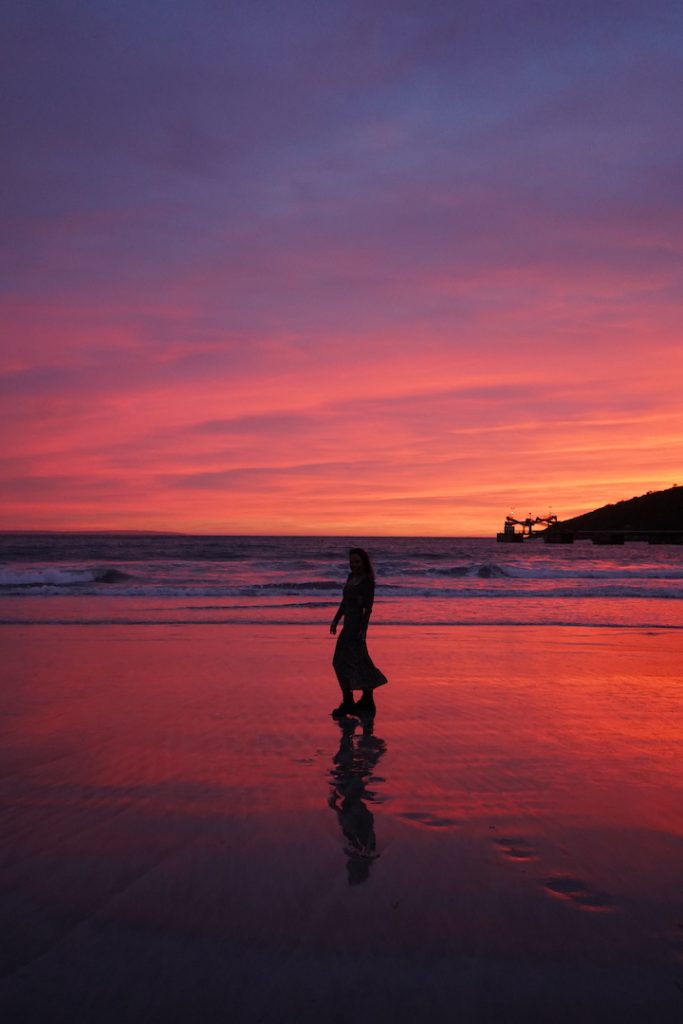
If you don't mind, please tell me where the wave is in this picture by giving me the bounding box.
[499,566,683,581]
[1,558,681,600]
[0,567,135,588]
[1,583,681,600]
[1,617,680,630]
[437,563,512,578]
[430,562,683,581]
[245,579,340,591]
[95,568,132,583]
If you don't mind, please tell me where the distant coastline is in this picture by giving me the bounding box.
[497,486,682,544]
[555,485,682,533]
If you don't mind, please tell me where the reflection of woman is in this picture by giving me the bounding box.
[328,718,386,884]
[330,547,387,719]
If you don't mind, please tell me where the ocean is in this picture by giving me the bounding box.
[1,532,681,629]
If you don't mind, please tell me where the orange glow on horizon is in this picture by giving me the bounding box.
[3,304,681,535]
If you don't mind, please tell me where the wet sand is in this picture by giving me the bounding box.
[2,623,682,1022]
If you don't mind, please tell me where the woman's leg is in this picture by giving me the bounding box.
[356,689,376,715]
[332,636,357,715]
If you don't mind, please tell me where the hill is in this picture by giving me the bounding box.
[558,486,682,533]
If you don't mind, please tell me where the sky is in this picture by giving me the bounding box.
[2,0,682,535]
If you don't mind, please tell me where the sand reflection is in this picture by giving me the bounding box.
[328,719,387,884]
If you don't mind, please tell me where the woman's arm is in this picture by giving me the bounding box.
[330,596,345,634]
[359,577,375,637]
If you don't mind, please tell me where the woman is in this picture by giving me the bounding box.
[330,547,388,718]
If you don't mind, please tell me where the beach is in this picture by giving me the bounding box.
[2,615,682,1023]
[7,1,683,1018]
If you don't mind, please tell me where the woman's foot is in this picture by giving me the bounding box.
[331,697,357,719]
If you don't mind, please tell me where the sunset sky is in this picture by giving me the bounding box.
[3,0,682,535]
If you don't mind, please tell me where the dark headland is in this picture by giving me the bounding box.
[544,485,682,544]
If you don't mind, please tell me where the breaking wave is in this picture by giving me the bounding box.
[0,567,134,589]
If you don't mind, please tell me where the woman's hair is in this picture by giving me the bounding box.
[349,547,374,578]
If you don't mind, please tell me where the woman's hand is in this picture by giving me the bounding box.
[330,621,338,635]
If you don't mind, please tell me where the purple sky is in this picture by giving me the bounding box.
[3,0,682,533]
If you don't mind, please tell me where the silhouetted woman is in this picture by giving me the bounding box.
[330,547,387,718]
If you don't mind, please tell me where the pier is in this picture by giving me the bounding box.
[543,528,682,545]
[497,520,683,545]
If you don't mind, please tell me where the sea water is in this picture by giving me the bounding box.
[0,533,681,629]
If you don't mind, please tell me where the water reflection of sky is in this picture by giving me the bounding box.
[2,622,682,1020]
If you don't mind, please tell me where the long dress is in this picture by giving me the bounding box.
[332,574,388,692]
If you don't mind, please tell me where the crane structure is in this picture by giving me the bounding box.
[497,513,557,542]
